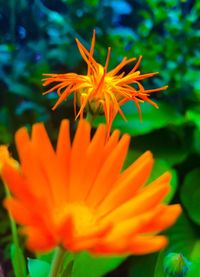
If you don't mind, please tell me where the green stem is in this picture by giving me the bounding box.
[48,247,66,277]
[4,185,26,277]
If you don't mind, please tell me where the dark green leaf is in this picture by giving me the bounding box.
[180,168,200,225]
[94,101,184,137]
[72,252,125,277]
[123,128,189,166]
[129,253,158,277]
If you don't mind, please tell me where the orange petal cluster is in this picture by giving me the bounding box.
[42,31,168,133]
[0,120,181,255]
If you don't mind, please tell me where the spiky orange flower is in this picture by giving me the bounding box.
[0,120,181,254]
[42,31,167,133]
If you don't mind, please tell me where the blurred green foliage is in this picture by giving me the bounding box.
[0,0,200,276]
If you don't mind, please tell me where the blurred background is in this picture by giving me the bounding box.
[0,0,200,276]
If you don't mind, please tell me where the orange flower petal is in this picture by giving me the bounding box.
[23,226,56,252]
[76,124,107,201]
[128,235,168,255]
[140,204,182,233]
[4,198,43,225]
[104,205,165,241]
[15,127,30,162]
[92,235,167,255]
[98,151,154,214]
[0,120,181,255]
[86,134,130,207]
[56,119,71,197]
[68,120,91,201]
[31,123,72,207]
[2,164,34,202]
[102,181,170,223]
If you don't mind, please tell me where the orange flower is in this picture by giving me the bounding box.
[42,31,168,133]
[0,120,181,255]
[0,145,18,171]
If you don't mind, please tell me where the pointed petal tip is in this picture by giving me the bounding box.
[15,126,30,149]
[32,122,45,132]
[143,150,153,158]
[76,119,91,135]
[121,133,131,144]
[170,203,182,216]
[130,235,168,255]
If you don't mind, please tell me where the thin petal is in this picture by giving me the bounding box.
[14,132,52,204]
[92,235,167,255]
[31,123,67,207]
[56,119,71,198]
[128,235,168,255]
[78,124,107,201]
[15,127,30,162]
[102,182,170,223]
[104,205,165,241]
[2,164,34,202]
[98,151,154,214]
[86,134,130,208]
[68,120,91,201]
[140,204,182,233]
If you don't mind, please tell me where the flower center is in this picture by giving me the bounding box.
[57,203,96,236]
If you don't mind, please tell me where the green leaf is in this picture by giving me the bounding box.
[124,128,189,166]
[187,241,200,277]
[112,101,184,136]
[184,71,200,95]
[187,109,200,129]
[190,240,200,261]
[0,124,12,144]
[85,0,99,6]
[193,128,200,154]
[129,253,158,277]
[27,258,50,277]
[71,252,125,277]
[59,252,74,277]
[8,83,40,101]
[10,244,27,277]
[187,260,200,277]
[180,168,200,225]
[36,250,54,263]
[154,251,166,277]
[60,260,74,277]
